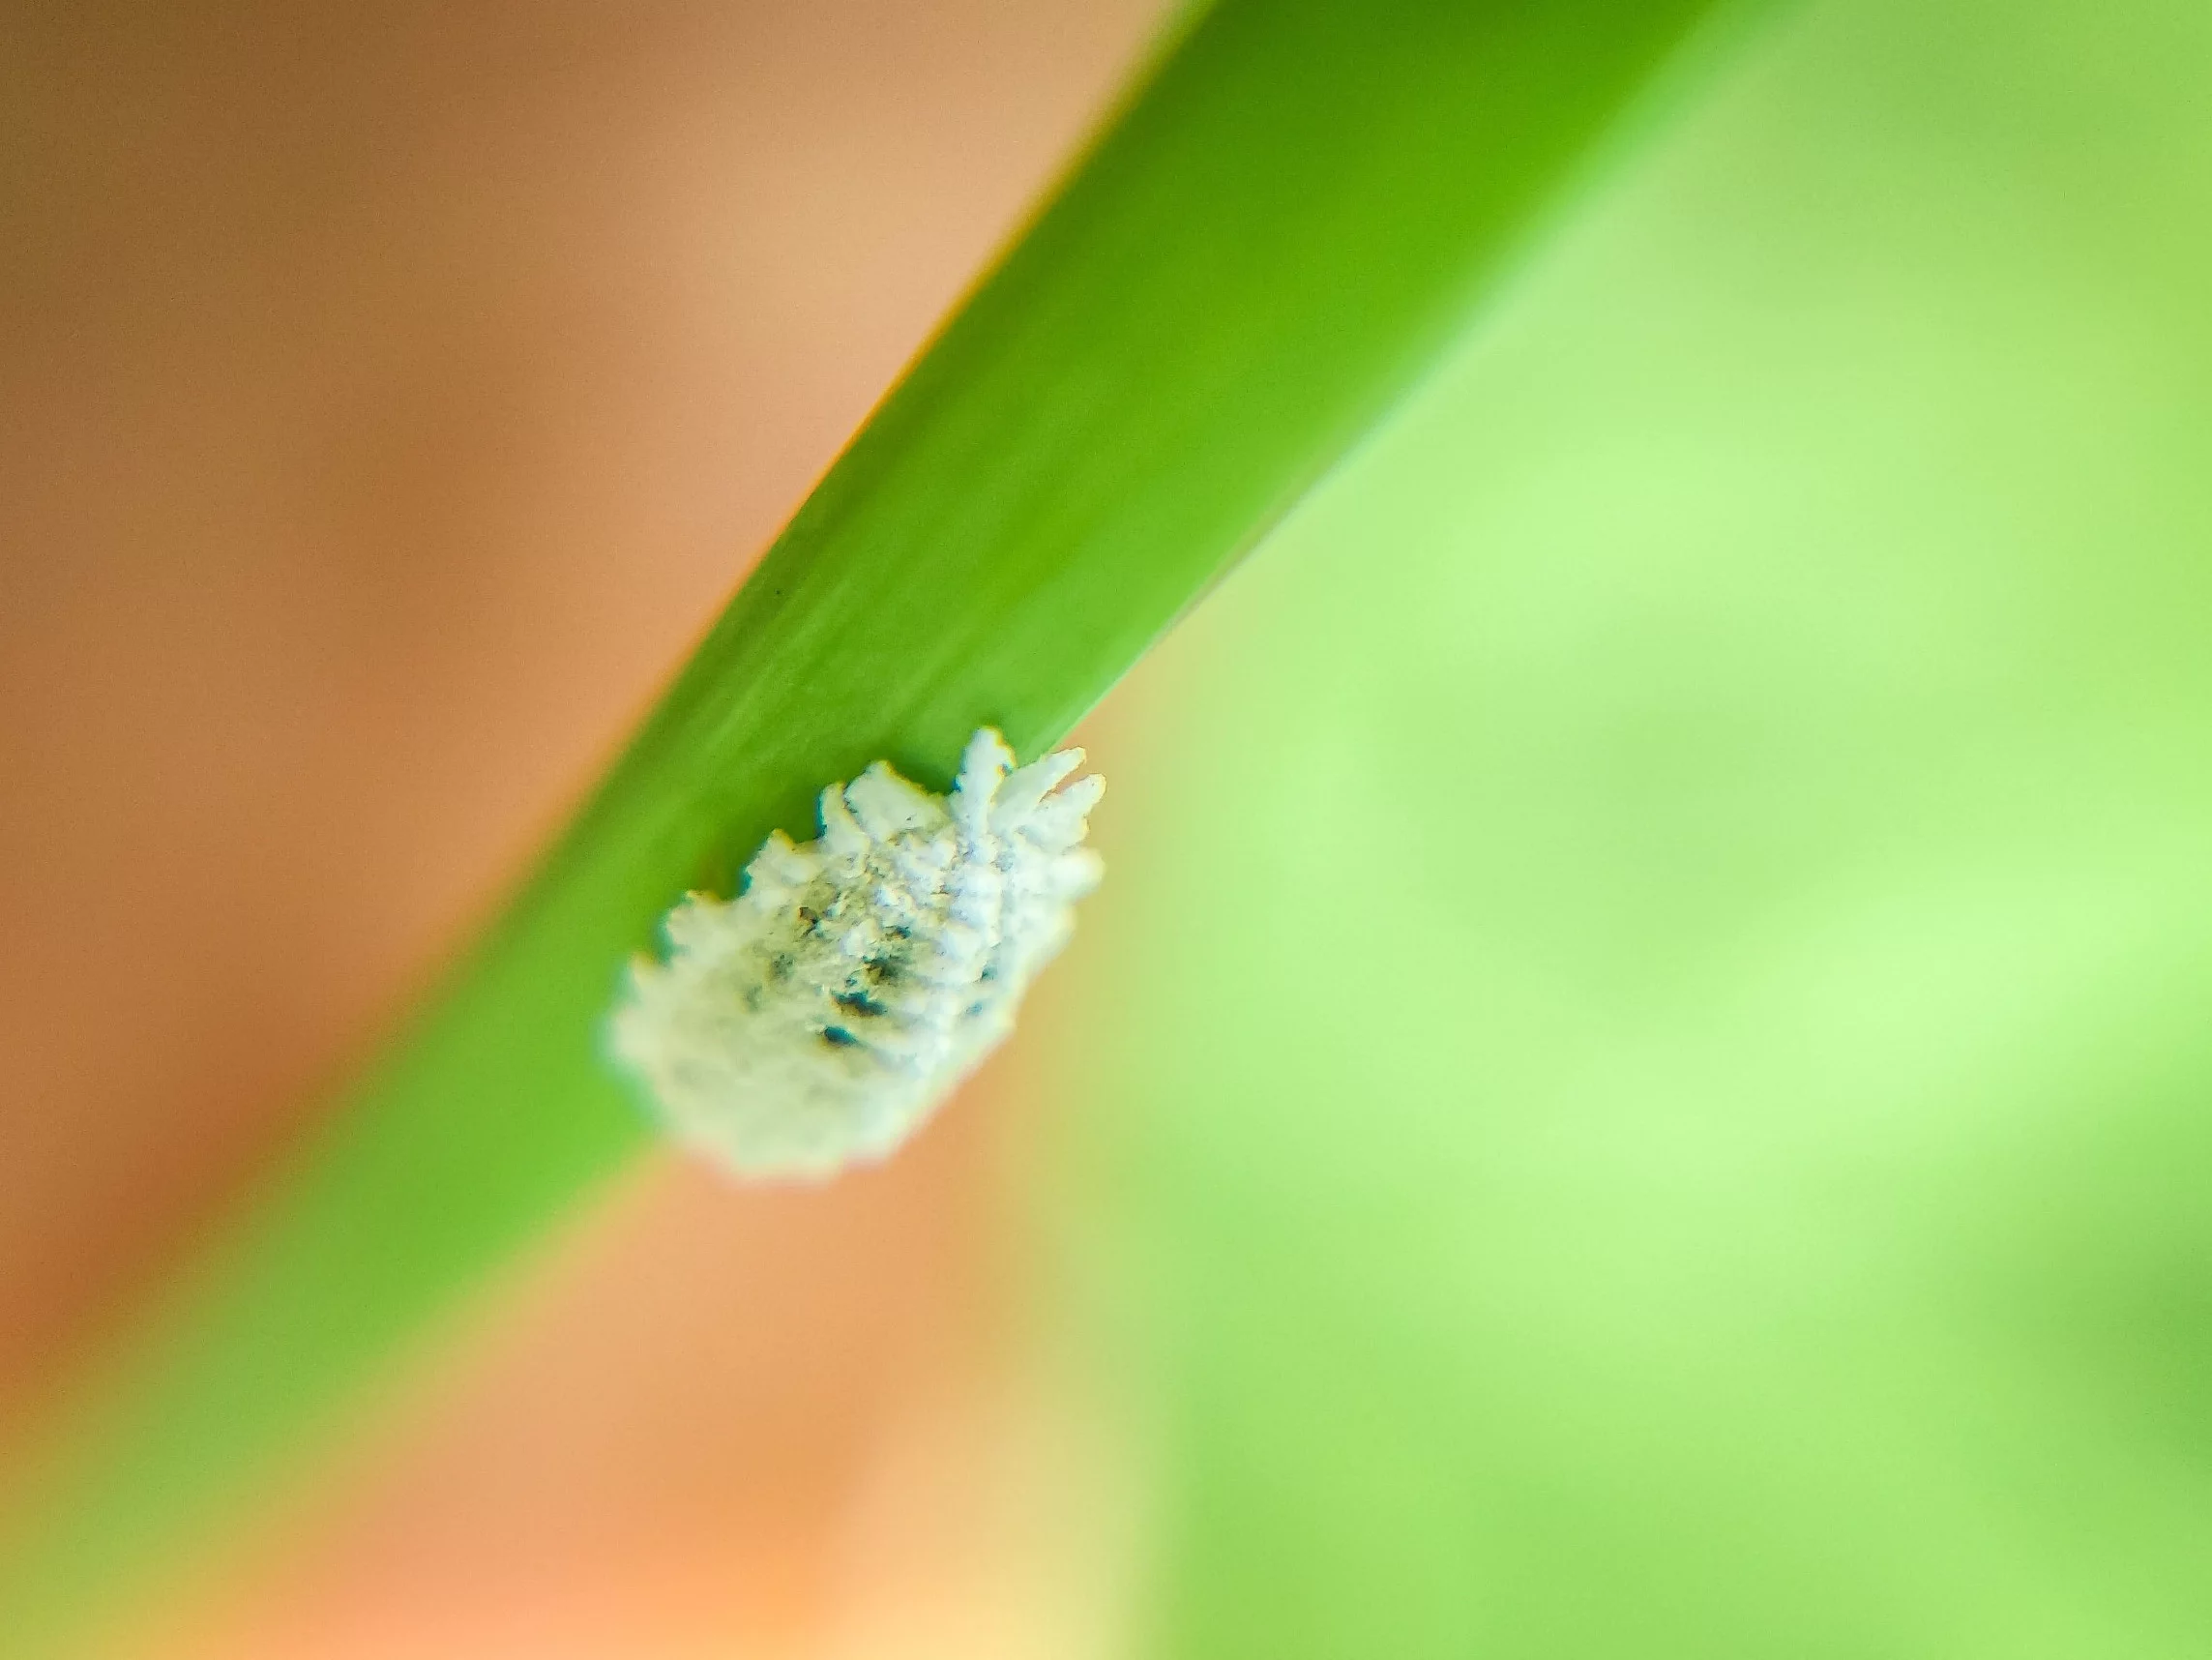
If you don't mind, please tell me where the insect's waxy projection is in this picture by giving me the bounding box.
[610,729,1104,1177]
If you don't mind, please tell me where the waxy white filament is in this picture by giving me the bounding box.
[608,729,1104,1179]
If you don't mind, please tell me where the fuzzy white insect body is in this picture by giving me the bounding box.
[609,729,1103,1178]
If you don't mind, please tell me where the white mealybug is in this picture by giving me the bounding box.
[608,728,1104,1179]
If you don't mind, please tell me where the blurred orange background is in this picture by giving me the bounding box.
[1,2,1165,1652]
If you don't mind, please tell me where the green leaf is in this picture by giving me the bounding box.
[0,0,1754,1650]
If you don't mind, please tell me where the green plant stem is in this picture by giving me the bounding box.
[0,0,1750,1650]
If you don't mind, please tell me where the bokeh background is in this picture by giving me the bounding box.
[7,0,2212,1655]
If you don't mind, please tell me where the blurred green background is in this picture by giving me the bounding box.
[1048,0,2212,1652]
